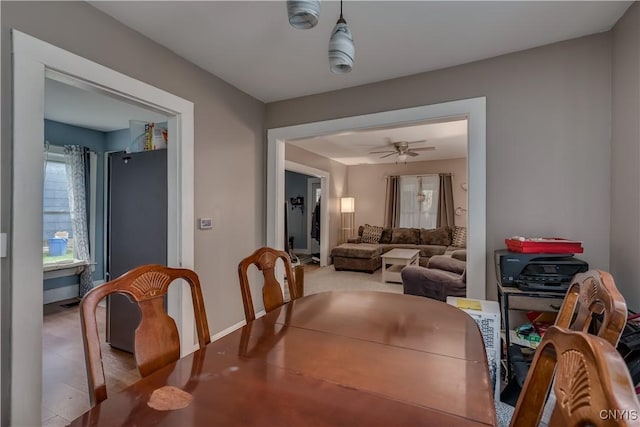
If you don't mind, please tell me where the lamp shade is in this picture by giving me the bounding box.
[287,0,320,29]
[340,197,355,213]
[397,154,408,162]
[329,17,354,74]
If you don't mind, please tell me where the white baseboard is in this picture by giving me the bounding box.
[43,279,105,305]
[211,319,246,342]
[182,318,249,355]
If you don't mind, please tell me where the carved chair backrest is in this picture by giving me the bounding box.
[510,326,640,427]
[80,264,211,406]
[238,247,299,322]
[555,270,627,346]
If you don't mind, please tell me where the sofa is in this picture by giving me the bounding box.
[331,224,466,273]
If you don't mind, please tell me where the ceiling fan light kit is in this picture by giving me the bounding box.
[287,0,321,29]
[369,140,435,162]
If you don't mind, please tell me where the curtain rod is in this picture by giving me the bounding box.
[44,141,98,154]
[384,172,452,178]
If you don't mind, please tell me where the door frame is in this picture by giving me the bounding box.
[284,161,329,266]
[307,177,321,255]
[267,97,486,299]
[11,30,195,426]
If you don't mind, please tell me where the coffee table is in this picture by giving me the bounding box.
[381,248,420,283]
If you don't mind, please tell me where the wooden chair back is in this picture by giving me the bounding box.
[510,326,640,427]
[80,264,210,406]
[238,247,300,322]
[555,269,627,346]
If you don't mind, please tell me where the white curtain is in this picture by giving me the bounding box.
[398,175,440,229]
[64,145,93,296]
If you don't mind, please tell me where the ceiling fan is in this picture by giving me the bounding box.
[369,140,435,161]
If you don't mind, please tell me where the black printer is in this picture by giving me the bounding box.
[495,249,589,292]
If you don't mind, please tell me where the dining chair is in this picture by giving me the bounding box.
[555,269,628,345]
[238,247,300,322]
[80,264,211,406]
[498,269,629,426]
[509,326,640,427]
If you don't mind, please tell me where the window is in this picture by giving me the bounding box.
[398,175,439,229]
[43,151,74,264]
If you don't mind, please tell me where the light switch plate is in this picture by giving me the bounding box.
[198,218,213,230]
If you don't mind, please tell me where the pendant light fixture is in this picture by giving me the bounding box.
[328,0,354,74]
[287,0,321,30]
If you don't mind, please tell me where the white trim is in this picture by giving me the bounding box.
[267,97,486,299]
[89,151,98,272]
[11,30,195,426]
[307,178,321,255]
[284,162,329,266]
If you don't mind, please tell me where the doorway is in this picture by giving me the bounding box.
[11,30,195,426]
[267,97,486,299]
[308,178,321,257]
[284,161,330,267]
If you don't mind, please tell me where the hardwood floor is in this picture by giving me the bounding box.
[42,299,140,426]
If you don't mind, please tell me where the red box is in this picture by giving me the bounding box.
[505,237,583,254]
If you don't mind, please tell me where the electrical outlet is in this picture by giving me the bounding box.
[198,218,213,230]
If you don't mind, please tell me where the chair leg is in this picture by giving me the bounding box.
[294,265,304,297]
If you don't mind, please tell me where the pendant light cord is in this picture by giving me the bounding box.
[338,0,346,23]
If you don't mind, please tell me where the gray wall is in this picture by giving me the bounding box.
[268,33,613,302]
[611,2,640,309]
[1,2,265,423]
[347,158,468,228]
[285,144,348,252]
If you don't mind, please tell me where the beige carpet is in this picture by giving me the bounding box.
[303,266,404,296]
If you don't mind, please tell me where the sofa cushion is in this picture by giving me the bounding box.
[379,228,393,244]
[418,246,448,258]
[391,228,420,244]
[420,226,452,246]
[331,243,382,259]
[361,224,384,243]
[452,226,467,248]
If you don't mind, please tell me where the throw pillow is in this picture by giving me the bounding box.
[390,228,420,244]
[419,226,452,246]
[361,224,384,243]
[379,228,393,244]
[452,226,467,248]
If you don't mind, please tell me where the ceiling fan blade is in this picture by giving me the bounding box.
[406,151,420,157]
[380,152,396,159]
[410,147,435,152]
[406,139,427,145]
[369,150,395,154]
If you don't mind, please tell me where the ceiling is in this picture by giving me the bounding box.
[45,78,168,132]
[45,2,631,146]
[288,118,468,165]
[91,1,631,103]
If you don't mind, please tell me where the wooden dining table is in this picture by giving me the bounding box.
[69,291,497,426]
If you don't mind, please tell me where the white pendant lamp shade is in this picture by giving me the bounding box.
[287,0,320,29]
[329,16,354,74]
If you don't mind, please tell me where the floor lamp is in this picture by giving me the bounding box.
[340,197,355,244]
